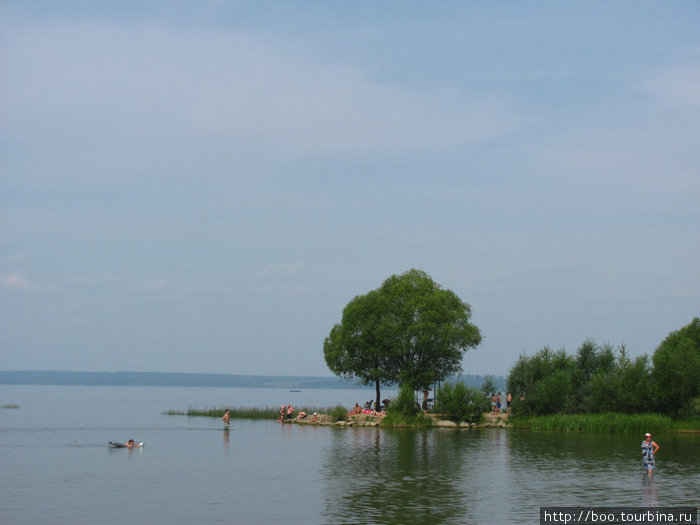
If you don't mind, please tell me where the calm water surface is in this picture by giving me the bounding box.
[1,385,697,524]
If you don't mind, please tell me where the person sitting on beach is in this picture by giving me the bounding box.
[348,403,362,416]
[311,412,319,423]
[286,405,295,419]
[297,412,307,419]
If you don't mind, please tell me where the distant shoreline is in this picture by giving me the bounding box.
[0,370,506,390]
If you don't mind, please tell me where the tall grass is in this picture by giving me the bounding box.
[380,384,433,428]
[163,405,330,420]
[511,412,700,433]
[380,412,433,428]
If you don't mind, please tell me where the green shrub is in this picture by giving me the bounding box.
[379,384,433,427]
[387,384,420,417]
[330,405,348,421]
[434,381,483,422]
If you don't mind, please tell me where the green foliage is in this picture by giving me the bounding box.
[479,375,497,399]
[380,411,434,428]
[508,319,700,418]
[435,381,484,422]
[324,289,396,409]
[507,346,574,415]
[652,317,700,416]
[324,269,481,407]
[511,412,699,434]
[388,384,421,417]
[508,340,657,416]
[330,405,348,422]
[381,384,433,427]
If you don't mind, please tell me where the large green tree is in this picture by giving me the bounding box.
[652,317,700,415]
[323,269,482,407]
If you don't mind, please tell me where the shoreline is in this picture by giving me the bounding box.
[282,411,700,433]
[166,406,699,433]
[284,411,513,429]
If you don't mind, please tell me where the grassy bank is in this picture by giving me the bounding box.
[511,412,700,433]
[163,405,331,420]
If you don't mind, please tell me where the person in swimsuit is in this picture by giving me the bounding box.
[125,439,141,448]
[641,433,659,476]
[222,409,230,430]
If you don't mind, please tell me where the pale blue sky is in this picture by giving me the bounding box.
[1,1,698,376]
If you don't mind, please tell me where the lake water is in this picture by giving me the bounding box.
[1,385,697,524]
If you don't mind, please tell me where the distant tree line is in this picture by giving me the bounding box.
[507,318,700,417]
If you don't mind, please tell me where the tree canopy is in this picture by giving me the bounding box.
[323,269,482,407]
[507,319,700,417]
[652,317,700,415]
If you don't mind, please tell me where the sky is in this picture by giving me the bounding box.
[1,1,699,378]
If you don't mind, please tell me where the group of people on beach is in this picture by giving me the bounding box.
[490,392,512,415]
[348,402,386,417]
[276,404,300,422]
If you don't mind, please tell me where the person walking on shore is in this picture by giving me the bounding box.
[642,433,659,477]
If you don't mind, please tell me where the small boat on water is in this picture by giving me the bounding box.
[289,389,301,392]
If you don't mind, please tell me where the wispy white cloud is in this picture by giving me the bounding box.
[133,279,172,294]
[2,271,32,290]
[257,263,303,277]
[1,17,525,187]
[68,273,120,285]
[3,252,30,264]
[643,58,700,111]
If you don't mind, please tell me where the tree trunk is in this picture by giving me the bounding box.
[375,380,381,410]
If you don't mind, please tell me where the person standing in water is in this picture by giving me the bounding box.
[222,409,230,431]
[641,432,659,476]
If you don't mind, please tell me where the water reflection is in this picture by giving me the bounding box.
[321,428,479,524]
[319,428,699,525]
[642,475,658,507]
